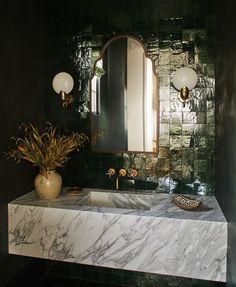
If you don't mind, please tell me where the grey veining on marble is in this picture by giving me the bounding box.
[8,188,227,282]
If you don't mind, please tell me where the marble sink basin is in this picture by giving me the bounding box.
[77,191,155,210]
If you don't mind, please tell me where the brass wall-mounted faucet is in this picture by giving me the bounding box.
[106,168,138,190]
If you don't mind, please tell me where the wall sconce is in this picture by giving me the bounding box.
[52,72,74,108]
[172,67,198,107]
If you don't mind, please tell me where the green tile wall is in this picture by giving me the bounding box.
[44,0,215,195]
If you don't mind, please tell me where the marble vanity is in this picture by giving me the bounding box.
[8,188,227,282]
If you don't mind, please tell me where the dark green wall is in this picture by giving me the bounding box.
[0,1,45,285]
[216,0,236,286]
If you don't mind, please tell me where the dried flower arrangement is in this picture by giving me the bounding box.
[5,122,89,171]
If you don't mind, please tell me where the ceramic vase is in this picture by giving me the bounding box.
[34,170,62,199]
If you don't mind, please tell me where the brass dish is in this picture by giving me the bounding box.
[66,187,88,196]
[171,194,202,210]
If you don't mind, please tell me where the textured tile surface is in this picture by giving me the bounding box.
[44,0,216,195]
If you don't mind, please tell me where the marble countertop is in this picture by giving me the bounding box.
[8,187,227,282]
[11,187,226,223]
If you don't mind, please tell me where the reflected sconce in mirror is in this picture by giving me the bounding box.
[52,72,74,108]
[172,67,198,107]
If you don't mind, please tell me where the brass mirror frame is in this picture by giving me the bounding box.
[90,34,160,154]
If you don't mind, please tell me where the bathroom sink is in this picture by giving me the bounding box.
[77,191,155,210]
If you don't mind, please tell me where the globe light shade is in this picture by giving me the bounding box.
[172,67,198,91]
[52,72,74,94]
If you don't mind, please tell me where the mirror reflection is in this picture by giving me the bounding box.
[91,35,159,153]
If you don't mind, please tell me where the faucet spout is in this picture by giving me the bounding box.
[116,176,119,190]
[115,169,126,190]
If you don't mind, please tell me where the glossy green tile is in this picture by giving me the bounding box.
[159,75,171,88]
[171,159,182,171]
[161,111,171,124]
[159,137,170,147]
[158,147,171,159]
[183,112,196,124]
[160,124,170,136]
[194,124,206,136]
[182,124,194,135]
[206,136,215,149]
[182,147,194,162]
[182,135,192,147]
[146,157,157,171]
[170,124,182,135]
[206,124,215,136]
[160,100,171,112]
[159,88,170,100]
[194,136,207,147]
[170,136,182,149]
[170,149,182,159]
[194,160,207,172]
[195,112,206,124]
[170,112,182,124]
[192,99,207,112]
[158,49,171,66]
[170,98,184,112]
[206,88,215,99]
[170,52,189,67]
[194,148,207,159]
[157,158,171,172]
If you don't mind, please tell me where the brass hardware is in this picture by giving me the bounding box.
[119,169,126,177]
[59,91,74,108]
[129,169,138,177]
[106,168,116,178]
[67,187,88,196]
[177,86,191,107]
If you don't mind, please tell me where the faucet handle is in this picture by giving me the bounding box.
[119,169,126,177]
[129,169,138,177]
[106,168,116,178]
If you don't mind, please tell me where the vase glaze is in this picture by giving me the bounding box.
[34,170,62,199]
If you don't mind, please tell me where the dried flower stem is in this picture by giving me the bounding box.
[5,122,89,171]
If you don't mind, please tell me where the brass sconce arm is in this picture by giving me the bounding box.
[59,91,74,108]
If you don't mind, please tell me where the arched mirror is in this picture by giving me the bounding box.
[90,35,159,153]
